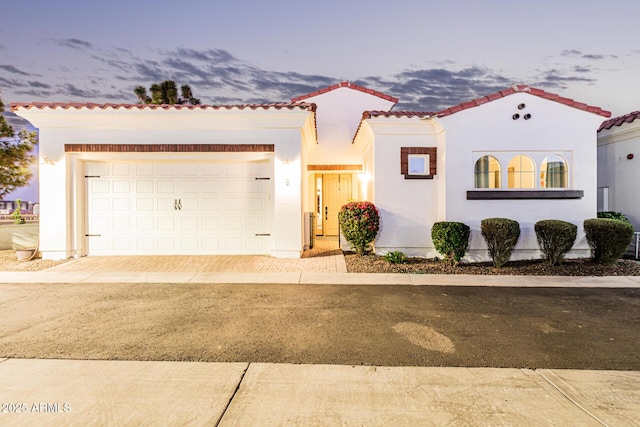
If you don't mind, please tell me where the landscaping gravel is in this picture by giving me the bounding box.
[0,250,69,271]
[345,252,640,276]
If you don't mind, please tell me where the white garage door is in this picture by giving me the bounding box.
[85,160,271,255]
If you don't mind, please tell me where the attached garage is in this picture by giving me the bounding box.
[85,159,272,255]
[12,102,316,260]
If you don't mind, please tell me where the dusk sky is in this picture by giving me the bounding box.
[1,0,639,118]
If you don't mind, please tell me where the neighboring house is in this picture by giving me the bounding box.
[0,200,36,215]
[12,83,610,261]
[597,111,640,231]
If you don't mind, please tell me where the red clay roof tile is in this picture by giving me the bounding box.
[435,85,610,118]
[598,110,640,132]
[10,102,317,113]
[291,81,399,104]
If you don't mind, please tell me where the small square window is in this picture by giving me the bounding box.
[408,154,430,175]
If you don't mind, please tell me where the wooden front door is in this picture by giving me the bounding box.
[323,174,352,236]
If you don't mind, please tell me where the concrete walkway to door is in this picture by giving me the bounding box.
[48,237,347,274]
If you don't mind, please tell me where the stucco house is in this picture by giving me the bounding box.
[597,111,640,231]
[12,82,610,261]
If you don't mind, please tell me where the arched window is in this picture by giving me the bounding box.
[541,155,568,188]
[474,156,501,188]
[507,155,535,188]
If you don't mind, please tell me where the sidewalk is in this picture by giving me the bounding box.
[0,359,637,426]
[1,253,638,426]
[2,269,640,287]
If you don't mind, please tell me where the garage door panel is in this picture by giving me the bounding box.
[157,163,174,176]
[201,180,222,193]
[246,237,267,251]
[202,217,219,230]
[87,162,109,176]
[157,180,174,193]
[136,163,154,176]
[87,160,272,255]
[136,180,154,193]
[246,217,264,230]
[157,237,175,251]
[225,217,242,230]
[112,198,131,211]
[180,217,199,230]
[180,198,199,211]
[225,180,244,193]
[177,180,199,193]
[91,180,109,193]
[136,198,154,211]
[136,217,154,230]
[136,238,155,251]
[202,237,219,250]
[201,198,220,211]
[112,163,131,176]
[225,163,244,176]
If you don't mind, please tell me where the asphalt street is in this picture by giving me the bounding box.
[1,282,638,369]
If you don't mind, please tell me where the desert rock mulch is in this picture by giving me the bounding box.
[0,250,69,272]
[345,252,640,276]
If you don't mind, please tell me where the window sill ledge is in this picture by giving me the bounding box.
[404,174,434,180]
[467,190,583,200]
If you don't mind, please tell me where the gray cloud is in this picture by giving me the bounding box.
[561,49,582,56]
[0,65,31,76]
[28,81,52,89]
[582,53,617,60]
[1,46,606,112]
[56,38,93,49]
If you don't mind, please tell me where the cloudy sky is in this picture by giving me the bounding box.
[1,0,639,117]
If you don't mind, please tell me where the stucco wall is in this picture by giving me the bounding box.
[364,119,444,257]
[304,87,395,166]
[597,122,640,231]
[439,93,604,260]
[15,107,312,259]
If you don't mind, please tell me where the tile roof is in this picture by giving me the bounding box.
[598,110,640,132]
[362,111,434,119]
[352,85,611,144]
[10,102,316,113]
[435,85,611,118]
[291,81,398,104]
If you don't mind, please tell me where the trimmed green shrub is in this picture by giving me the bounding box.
[338,201,380,256]
[534,220,577,266]
[12,198,25,224]
[431,221,470,265]
[480,218,520,268]
[384,251,407,264]
[597,211,631,224]
[584,218,634,264]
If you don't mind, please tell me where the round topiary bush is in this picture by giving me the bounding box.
[431,221,470,265]
[338,201,380,256]
[597,211,631,224]
[584,218,634,264]
[480,218,520,268]
[534,220,577,266]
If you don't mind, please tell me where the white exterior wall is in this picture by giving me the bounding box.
[304,87,395,166]
[439,93,604,261]
[356,119,444,257]
[597,121,640,231]
[15,107,313,259]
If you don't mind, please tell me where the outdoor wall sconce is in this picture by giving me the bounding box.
[43,157,55,165]
[627,153,634,160]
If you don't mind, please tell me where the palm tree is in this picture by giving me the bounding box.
[134,86,149,104]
